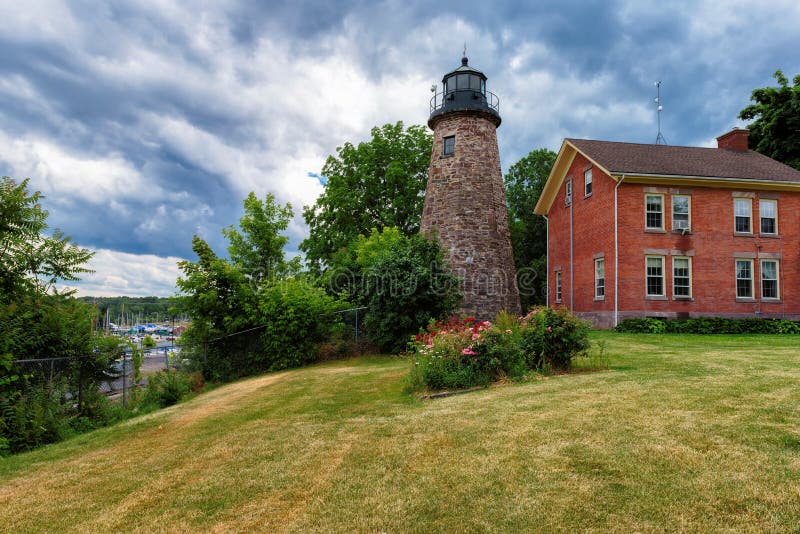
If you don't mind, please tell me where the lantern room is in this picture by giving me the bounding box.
[429,55,500,126]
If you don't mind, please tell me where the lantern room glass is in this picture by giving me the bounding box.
[445,74,485,95]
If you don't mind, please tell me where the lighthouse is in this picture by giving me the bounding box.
[421,54,521,319]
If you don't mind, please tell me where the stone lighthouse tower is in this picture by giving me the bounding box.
[421,54,521,319]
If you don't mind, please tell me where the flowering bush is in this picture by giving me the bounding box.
[407,307,590,392]
[518,307,591,370]
[407,317,498,390]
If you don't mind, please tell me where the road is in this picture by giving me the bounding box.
[103,341,182,396]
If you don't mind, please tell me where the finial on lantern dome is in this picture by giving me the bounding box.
[462,42,468,65]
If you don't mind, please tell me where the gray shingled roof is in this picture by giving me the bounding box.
[568,138,800,183]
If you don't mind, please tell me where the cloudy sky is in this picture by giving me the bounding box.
[1,0,798,296]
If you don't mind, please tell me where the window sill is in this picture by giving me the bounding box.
[645,295,667,301]
[555,299,562,304]
[645,228,666,234]
[760,233,780,239]
[584,193,593,199]
[439,154,454,159]
[735,297,756,303]
[761,298,782,303]
[672,296,694,301]
[594,296,605,301]
[733,232,754,237]
[671,229,692,235]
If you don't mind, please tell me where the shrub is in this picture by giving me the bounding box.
[616,317,800,334]
[407,307,591,392]
[195,278,347,381]
[614,318,666,334]
[408,317,493,390]
[144,370,190,408]
[186,371,205,394]
[357,228,461,353]
[257,279,347,371]
[142,335,157,349]
[519,307,592,370]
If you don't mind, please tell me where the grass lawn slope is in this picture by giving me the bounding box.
[2,333,799,532]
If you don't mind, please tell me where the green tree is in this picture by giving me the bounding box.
[356,228,461,353]
[0,178,119,453]
[0,177,93,300]
[176,236,256,345]
[177,193,346,381]
[142,335,157,349]
[301,122,432,273]
[739,70,800,170]
[223,192,300,284]
[503,149,557,310]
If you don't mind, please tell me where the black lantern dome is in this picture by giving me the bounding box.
[429,55,500,126]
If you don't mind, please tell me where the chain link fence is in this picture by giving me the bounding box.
[8,306,369,404]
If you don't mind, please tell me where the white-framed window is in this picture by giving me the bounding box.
[645,255,665,296]
[565,181,572,206]
[734,198,752,233]
[555,271,562,302]
[672,195,690,231]
[761,259,780,299]
[595,258,605,298]
[759,199,777,235]
[584,168,593,196]
[443,136,455,156]
[645,194,664,230]
[672,257,691,298]
[735,259,753,298]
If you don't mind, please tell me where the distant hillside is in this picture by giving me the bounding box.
[77,296,183,325]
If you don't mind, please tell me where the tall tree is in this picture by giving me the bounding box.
[739,70,800,170]
[301,122,432,273]
[1,178,118,452]
[177,202,345,380]
[0,177,93,299]
[503,149,557,310]
[222,192,300,284]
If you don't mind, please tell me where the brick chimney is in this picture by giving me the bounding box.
[717,127,749,151]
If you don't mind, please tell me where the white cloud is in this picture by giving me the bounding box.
[4,1,800,298]
[61,248,185,297]
[0,131,159,204]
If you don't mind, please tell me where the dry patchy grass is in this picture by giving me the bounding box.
[2,333,799,532]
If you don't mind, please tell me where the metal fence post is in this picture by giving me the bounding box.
[122,353,127,409]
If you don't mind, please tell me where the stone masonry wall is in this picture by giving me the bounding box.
[421,110,521,320]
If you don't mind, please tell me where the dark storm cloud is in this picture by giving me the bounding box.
[0,0,797,295]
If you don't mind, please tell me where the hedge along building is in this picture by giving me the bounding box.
[420,55,521,320]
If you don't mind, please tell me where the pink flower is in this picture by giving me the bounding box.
[471,333,481,340]
[547,326,553,333]
[505,329,512,334]
[461,347,477,356]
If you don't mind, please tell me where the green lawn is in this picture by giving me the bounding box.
[2,333,799,532]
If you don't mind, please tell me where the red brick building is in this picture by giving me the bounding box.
[534,128,800,328]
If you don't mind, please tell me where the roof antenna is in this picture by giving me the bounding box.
[463,42,467,58]
[654,81,667,145]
